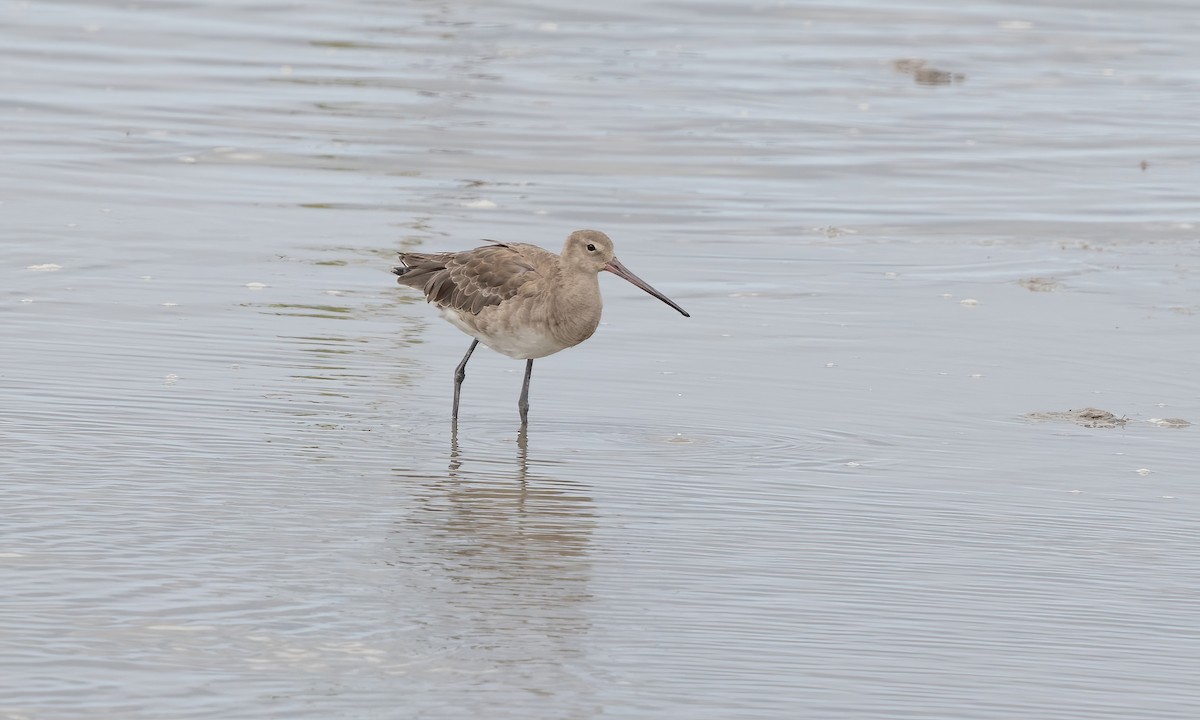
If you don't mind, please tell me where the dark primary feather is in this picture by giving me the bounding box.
[393,244,540,315]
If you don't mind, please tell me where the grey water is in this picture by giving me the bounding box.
[3,1,1199,718]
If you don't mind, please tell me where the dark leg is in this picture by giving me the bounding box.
[452,339,479,420]
[517,359,534,426]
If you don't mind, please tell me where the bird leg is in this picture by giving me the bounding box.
[452,339,479,420]
[518,359,534,426]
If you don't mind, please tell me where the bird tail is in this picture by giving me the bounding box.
[392,253,447,290]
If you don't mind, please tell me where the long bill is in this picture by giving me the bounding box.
[604,257,690,317]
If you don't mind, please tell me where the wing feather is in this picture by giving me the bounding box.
[392,244,541,315]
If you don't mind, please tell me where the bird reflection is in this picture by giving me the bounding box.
[438,422,592,565]
[394,423,595,682]
[449,420,530,482]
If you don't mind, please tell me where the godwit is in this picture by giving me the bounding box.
[392,229,689,425]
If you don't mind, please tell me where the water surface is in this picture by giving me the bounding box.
[3,0,1199,718]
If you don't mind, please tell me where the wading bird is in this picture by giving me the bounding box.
[393,229,689,425]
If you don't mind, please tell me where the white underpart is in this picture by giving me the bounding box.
[438,307,566,360]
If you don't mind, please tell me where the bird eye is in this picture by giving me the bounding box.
[586,243,596,252]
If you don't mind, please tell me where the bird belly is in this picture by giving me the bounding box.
[438,307,571,360]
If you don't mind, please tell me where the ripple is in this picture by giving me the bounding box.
[425,418,900,478]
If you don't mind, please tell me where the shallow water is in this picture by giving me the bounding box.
[3,0,1199,718]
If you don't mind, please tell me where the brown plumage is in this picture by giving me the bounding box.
[392,229,689,425]
[394,243,537,316]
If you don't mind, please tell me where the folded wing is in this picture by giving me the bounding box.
[393,244,540,315]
